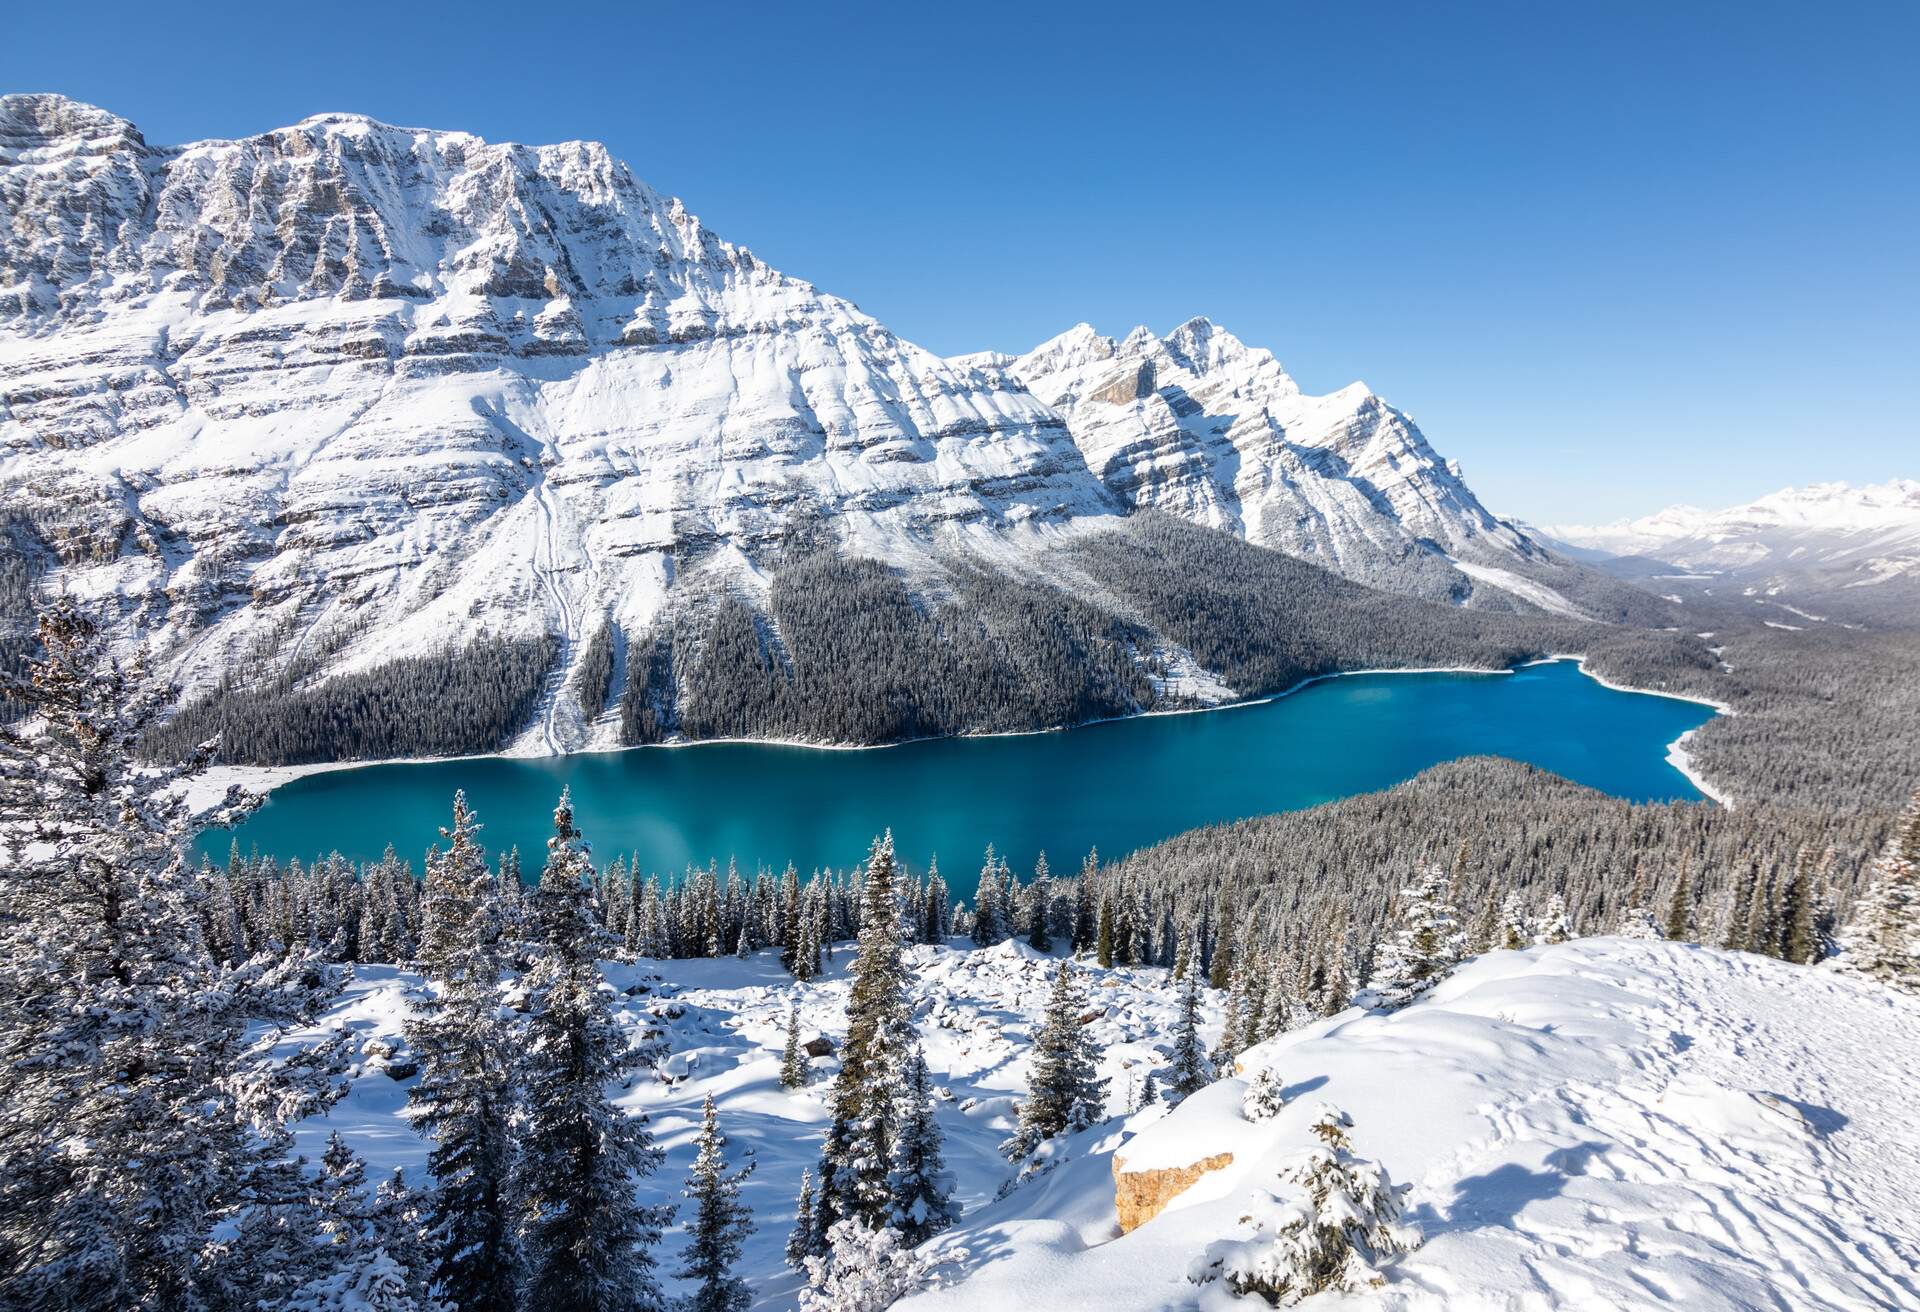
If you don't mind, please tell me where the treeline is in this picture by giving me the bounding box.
[1087,756,1887,1002]
[145,634,558,765]
[199,757,1877,998]
[197,838,961,977]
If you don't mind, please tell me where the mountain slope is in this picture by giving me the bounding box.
[2,95,1655,759]
[903,939,1920,1311]
[955,320,1554,605]
[1545,481,1920,626]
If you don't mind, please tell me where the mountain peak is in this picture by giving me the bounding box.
[0,93,144,158]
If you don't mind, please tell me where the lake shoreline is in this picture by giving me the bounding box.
[185,655,1728,815]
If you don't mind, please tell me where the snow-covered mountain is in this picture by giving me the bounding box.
[2,95,1601,751]
[954,320,1543,598]
[1544,481,1920,622]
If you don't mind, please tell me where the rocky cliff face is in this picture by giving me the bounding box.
[1,95,1589,754]
[956,319,1548,602]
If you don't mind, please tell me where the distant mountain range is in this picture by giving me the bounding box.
[2,95,1661,753]
[1539,481,1920,625]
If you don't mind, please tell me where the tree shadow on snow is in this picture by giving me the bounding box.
[1412,1141,1605,1233]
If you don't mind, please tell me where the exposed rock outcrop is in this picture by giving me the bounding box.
[1113,1149,1234,1234]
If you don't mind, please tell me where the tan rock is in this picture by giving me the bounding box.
[1112,1150,1234,1233]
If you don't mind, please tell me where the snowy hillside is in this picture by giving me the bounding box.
[1,94,1612,754]
[283,938,1221,1310]
[904,939,1920,1311]
[1545,480,1920,622]
[287,938,1919,1311]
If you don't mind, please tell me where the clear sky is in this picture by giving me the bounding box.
[7,1,1914,523]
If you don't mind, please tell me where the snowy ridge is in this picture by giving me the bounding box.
[4,94,1601,753]
[902,940,1920,1311]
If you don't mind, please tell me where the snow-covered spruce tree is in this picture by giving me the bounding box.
[1189,1105,1418,1306]
[781,1001,810,1089]
[0,601,346,1310]
[1027,851,1053,951]
[515,793,670,1312]
[1365,864,1463,1010]
[888,1043,958,1245]
[1777,847,1823,964]
[799,1220,964,1312]
[813,832,915,1243]
[404,791,522,1312]
[787,1168,818,1271]
[1836,790,1920,992]
[1616,864,1661,940]
[1166,966,1214,1101]
[1494,891,1531,951]
[1003,960,1108,1161]
[1241,1066,1288,1121]
[1664,863,1696,941]
[970,844,1003,946]
[1534,892,1573,946]
[264,1134,431,1312]
[1208,885,1236,989]
[677,1093,755,1312]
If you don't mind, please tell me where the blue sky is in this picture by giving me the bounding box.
[8,1,1914,522]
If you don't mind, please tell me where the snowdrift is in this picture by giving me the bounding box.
[904,940,1920,1311]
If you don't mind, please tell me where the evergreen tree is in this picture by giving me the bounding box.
[1534,892,1572,946]
[1208,885,1236,989]
[1027,852,1053,951]
[677,1094,755,1312]
[1166,967,1214,1101]
[514,793,669,1312]
[970,845,1003,946]
[1836,790,1920,992]
[1242,1066,1288,1121]
[1664,862,1696,941]
[786,1169,817,1271]
[800,1220,955,1312]
[1190,1105,1419,1304]
[1367,865,1463,1010]
[781,1002,809,1090]
[0,601,347,1308]
[887,1044,957,1245]
[1616,864,1661,940]
[1004,961,1107,1159]
[813,833,915,1241]
[406,792,521,1312]
[1778,849,1821,964]
[1096,894,1115,968]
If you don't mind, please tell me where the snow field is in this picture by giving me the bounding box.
[904,939,1920,1311]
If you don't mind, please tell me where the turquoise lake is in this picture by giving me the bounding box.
[196,658,1716,896]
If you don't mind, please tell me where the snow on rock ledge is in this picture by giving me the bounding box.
[1112,1149,1234,1234]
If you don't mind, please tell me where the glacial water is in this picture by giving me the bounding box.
[196,659,1717,897]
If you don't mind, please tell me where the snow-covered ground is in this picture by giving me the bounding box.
[905,940,1920,1311]
[284,938,1220,1310]
[286,938,1919,1310]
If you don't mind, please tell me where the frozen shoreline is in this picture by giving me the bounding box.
[184,656,1729,813]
